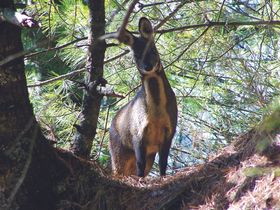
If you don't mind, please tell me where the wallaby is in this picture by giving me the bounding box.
[109,17,178,177]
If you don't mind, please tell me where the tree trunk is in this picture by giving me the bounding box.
[70,0,106,158]
[0,9,51,210]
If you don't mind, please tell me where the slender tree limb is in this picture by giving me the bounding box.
[106,0,130,27]
[102,19,280,38]
[118,0,139,35]
[99,0,139,42]
[154,0,188,31]
[0,37,87,67]
[27,50,129,87]
[25,37,88,58]
[156,20,280,34]
[137,1,181,9]
[165,26,210,69]
[154,0,205,31]
[27,68,85,87]
[0,8,39,27]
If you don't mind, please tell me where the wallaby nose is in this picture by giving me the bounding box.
[139,62,153,72]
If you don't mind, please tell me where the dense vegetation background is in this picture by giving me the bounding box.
[2,0,280,209]
[23,0,280,174]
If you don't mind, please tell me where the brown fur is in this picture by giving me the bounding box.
[109,18,177,177]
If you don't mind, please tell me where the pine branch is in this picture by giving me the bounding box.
[156,20,280,34]
[27,50,129,88]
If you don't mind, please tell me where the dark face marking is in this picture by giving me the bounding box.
[132,37,160,73]
[148,77,160,105]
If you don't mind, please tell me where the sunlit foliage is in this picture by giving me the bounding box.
[23,0,280,175]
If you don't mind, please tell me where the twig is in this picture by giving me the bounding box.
[27,50,129,87]
[99,0,139,41]
[26,37,87,58]
[156,20,280,34]
[165,26,209,69]
[106,0,130,27]
[0,8,40,27]
[187,42,212,96]
[27,68,85,87]
[154,0,188,31]
[95,106,110,160]
[0,37,87,67]
[119,0,139,34]
[216,0,226,21]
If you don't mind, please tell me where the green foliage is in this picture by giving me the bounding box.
[244,167,280,178]
[23,0,280,174]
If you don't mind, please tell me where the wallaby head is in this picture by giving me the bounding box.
[120,17,160,75]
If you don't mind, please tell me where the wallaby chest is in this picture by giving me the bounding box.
[142,74,173,153]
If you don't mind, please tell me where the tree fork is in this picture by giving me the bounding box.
[70,0,106,158]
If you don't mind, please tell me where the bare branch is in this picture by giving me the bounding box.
[165,27,210,68]
[118,0,139,34]
[154,0,205,31]
[27,50,129,88]
[154,1,188,31]
[0,8,39,27]
[99,0,139,42]
[156,20,280,34]
[26,37,87,58]
[0,37,87,67]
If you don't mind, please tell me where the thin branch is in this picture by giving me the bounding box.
[216,0,226,22]
[27,50,129,87]
[0,37,87,67]
[106,0,130,27]
[95,106,110,160]
[187,41,212,96]
[156,20,280,34]
[26,37,87,58]
[27,68,85,87]
[101,19,280,39]
[137,1,180,9]
[165,26,209,69]
[119,0,139,33]
[154,0,188,31]
[99,0,139,41]
[0,8,39,27]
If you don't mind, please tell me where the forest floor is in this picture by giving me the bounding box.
[110,129,280,209]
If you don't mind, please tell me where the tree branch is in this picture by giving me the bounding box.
[0,8,39,27]
[154,0,205,31]
[27,50,129,88]
[99,0,139,42]
[156,20,280,34]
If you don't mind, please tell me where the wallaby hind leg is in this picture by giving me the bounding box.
[159,138,172,176]
[144,153,156,176]
[133,138,147,177]
[110,142,137,175]
[123,153,136,175]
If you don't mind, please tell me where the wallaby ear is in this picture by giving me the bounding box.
[119,29,134,46]
[139,17,153,39]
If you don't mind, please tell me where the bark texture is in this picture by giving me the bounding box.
[0,16,49,210]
